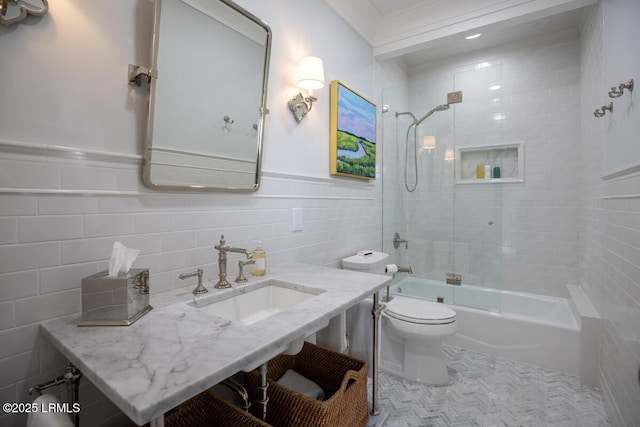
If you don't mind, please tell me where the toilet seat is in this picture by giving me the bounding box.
[384,296,456,325]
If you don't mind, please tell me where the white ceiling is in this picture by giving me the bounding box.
[369,0,429,16]
[399,7,584,67]
[324,0,595,68]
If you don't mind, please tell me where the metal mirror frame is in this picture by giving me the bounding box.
[142,0,271,192]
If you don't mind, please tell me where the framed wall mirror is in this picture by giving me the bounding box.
[142,0,271,192]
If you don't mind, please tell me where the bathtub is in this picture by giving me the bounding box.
[387,277,581,376]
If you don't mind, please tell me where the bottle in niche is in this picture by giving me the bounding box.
[484,163,491,180]
[251,241,266,276]
[492,165,501,179]
[476,163,484,179]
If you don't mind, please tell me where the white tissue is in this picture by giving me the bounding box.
[385,264,398,275]
[27,394,74,427]
[108,241,139,277]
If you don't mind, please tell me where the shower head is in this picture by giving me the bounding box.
[414,103,450,126]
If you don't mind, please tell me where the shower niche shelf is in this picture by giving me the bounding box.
[455,142,524,184]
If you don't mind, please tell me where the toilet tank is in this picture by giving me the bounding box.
[341,251,388,274]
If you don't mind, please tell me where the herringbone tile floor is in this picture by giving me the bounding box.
[373,345,610,427]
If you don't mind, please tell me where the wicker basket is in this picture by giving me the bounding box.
[145,390,271,427]
[245,342,369,427]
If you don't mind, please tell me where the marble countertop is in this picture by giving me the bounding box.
[40,263,392,425]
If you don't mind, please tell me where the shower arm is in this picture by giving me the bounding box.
[395,111,416,122]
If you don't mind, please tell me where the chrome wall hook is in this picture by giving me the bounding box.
[594,102,613,118]
[608,86,624,98]
[608,78,634,98]
[223,115,235,124]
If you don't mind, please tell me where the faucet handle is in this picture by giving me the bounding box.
[235,258,256,283]
[179,268,207,295]
[393,232,409,249]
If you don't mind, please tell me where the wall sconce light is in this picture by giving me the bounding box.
[444,148,455,161]
[288,56,325,123]
[420,135,436,152]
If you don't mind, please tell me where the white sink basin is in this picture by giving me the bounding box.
[188,280,325,326]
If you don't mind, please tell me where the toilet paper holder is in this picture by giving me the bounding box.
[28,363,82,426]
[385,264,412,276]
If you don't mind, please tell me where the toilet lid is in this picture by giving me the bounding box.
[384,296,456,325]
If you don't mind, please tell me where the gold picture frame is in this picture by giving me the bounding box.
[330,80,377,179]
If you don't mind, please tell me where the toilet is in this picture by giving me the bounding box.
[341,251,458,386]
[382,295,457,385]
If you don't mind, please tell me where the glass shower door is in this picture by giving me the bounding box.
[451,64,504,312]
[381,83,456,290]
[381,63,504,313]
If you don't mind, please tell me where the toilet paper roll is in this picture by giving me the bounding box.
[27,394,74,427]
[385,264,398,275]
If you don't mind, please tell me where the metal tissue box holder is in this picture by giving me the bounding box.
[79,269,152,327]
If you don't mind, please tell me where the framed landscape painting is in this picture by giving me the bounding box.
[330,80,377,179]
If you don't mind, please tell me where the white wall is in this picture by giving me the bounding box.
[580,4,640,426]
[0,1,379,426]
[236,0,376,179]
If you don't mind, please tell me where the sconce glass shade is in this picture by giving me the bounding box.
[421,135,436,150]
[297,56,325,90]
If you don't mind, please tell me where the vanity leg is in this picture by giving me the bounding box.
[258,363,269,421]
[150,415,165,427]
[371,291,383,416]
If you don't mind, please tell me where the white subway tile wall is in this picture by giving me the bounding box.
[580,5,640,426]
[388,29,582,297]
[0,160,381,426]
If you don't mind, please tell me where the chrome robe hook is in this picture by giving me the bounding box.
[594,102,613,118]
[608,78,634,98]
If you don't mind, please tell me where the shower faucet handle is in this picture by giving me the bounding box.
[393,232,409,249]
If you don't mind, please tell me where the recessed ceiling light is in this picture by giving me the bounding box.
[465,33,482,40]
[489,85,501,91]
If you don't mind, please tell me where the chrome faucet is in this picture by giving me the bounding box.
[214,235,251,289]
